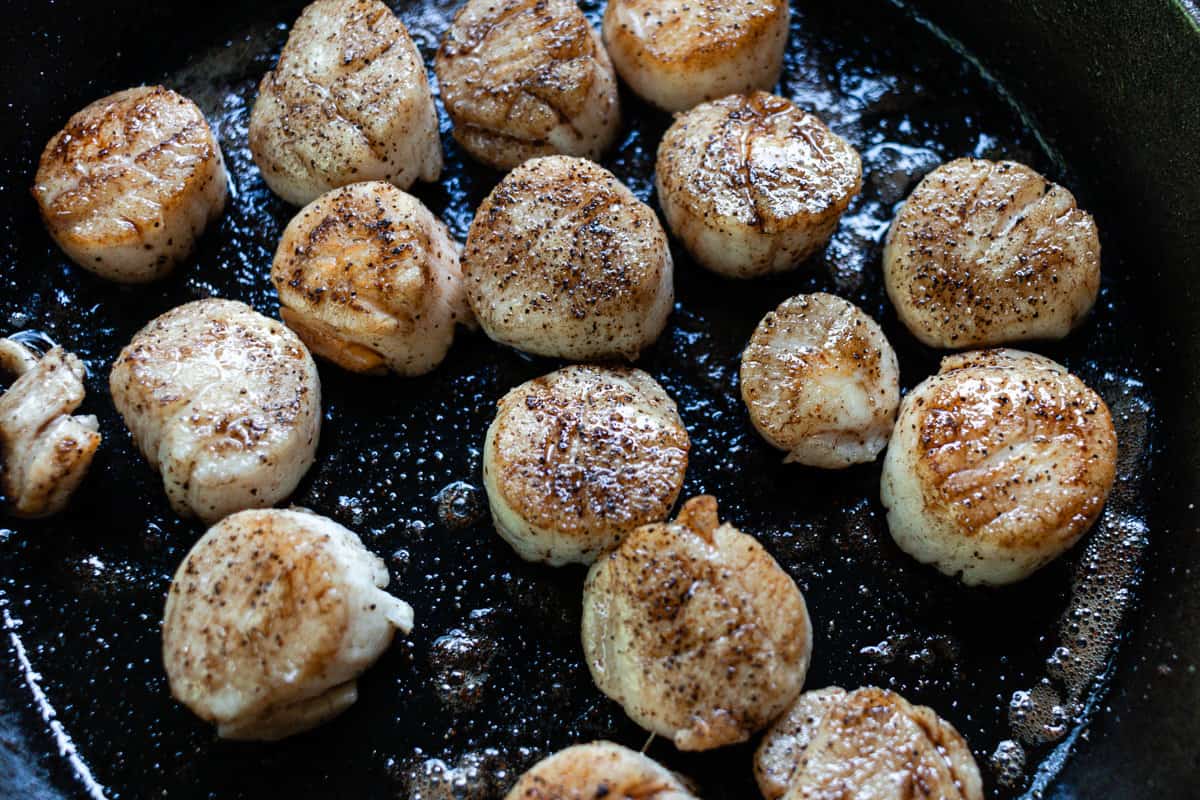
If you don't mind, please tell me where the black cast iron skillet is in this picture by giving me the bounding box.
[0,0,1197,797]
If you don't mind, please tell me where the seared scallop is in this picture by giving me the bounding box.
[755,686,983,800]
[272,181,470,376]
[656,92,862,279]
[483,366,689,566]
[505,741,697,800]
[0,339,100,518]
[582,495,811,750]
[880,349,1117,586]
[249,0,441,206]
[163,508,413,740]
[602,0,790,112]
[740,293,899,468]
[883,158,1101,348]
[110,299,321,523]
[32,86,227,283]
[463,155,673,360]
[435,0,621,170]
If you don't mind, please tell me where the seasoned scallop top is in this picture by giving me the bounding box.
[435,0,620,169]
[883,158,1101,348]
[504,741,697,800]
[271,181,468,375]
[755,687,983,800]
[163,508,413,740]
[655,92,862,277]
[32,85,227,282]
[881,349,1118,585]
[463,155,673,360]
[602,0,789,79]
[582,496,812,750]
[910,350,1114,551]
[249,0,441,205]
[110,298,321,523]
[484,365,689,564]
[658,92,861,234]
[740,293,899,468]
[601,0,790,111]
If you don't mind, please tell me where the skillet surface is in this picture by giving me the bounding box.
[0,0,1158,797]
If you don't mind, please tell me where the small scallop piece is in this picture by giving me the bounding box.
[272,181,471,376]
[163,508,413,740]
[602,0,790,112]
[32,86,228,283]
[435,0,621,171]
[110,299,321,524]
[656,92,862,279]
[582,495,812,751]
[881,349,1118,586]
[740,293,899,468]
[883,158,1101,348]
[483,366,689,566]
[464,155,673,360]
[0,339,101,518]
[249,0,442,206]
[505,741,697,800]
[755,686,983,800]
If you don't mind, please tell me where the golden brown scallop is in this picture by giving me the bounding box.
[249,0,441,205]
[435,0,621,170]
[271,181,470,376]
[582,496,812,750]
[880,349,1118,585]
[755,686,983,800]
[32,86,227,283]
[504,741,697,800]
[463,155,673,360]
[110,299,321,523]
[740,293,899,468]
[883,158,1101,348]
[602,0,790,112]
[482,365,689,565]
[162,508,413,740]
[0,339,100,518]
[656,92,862,278]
